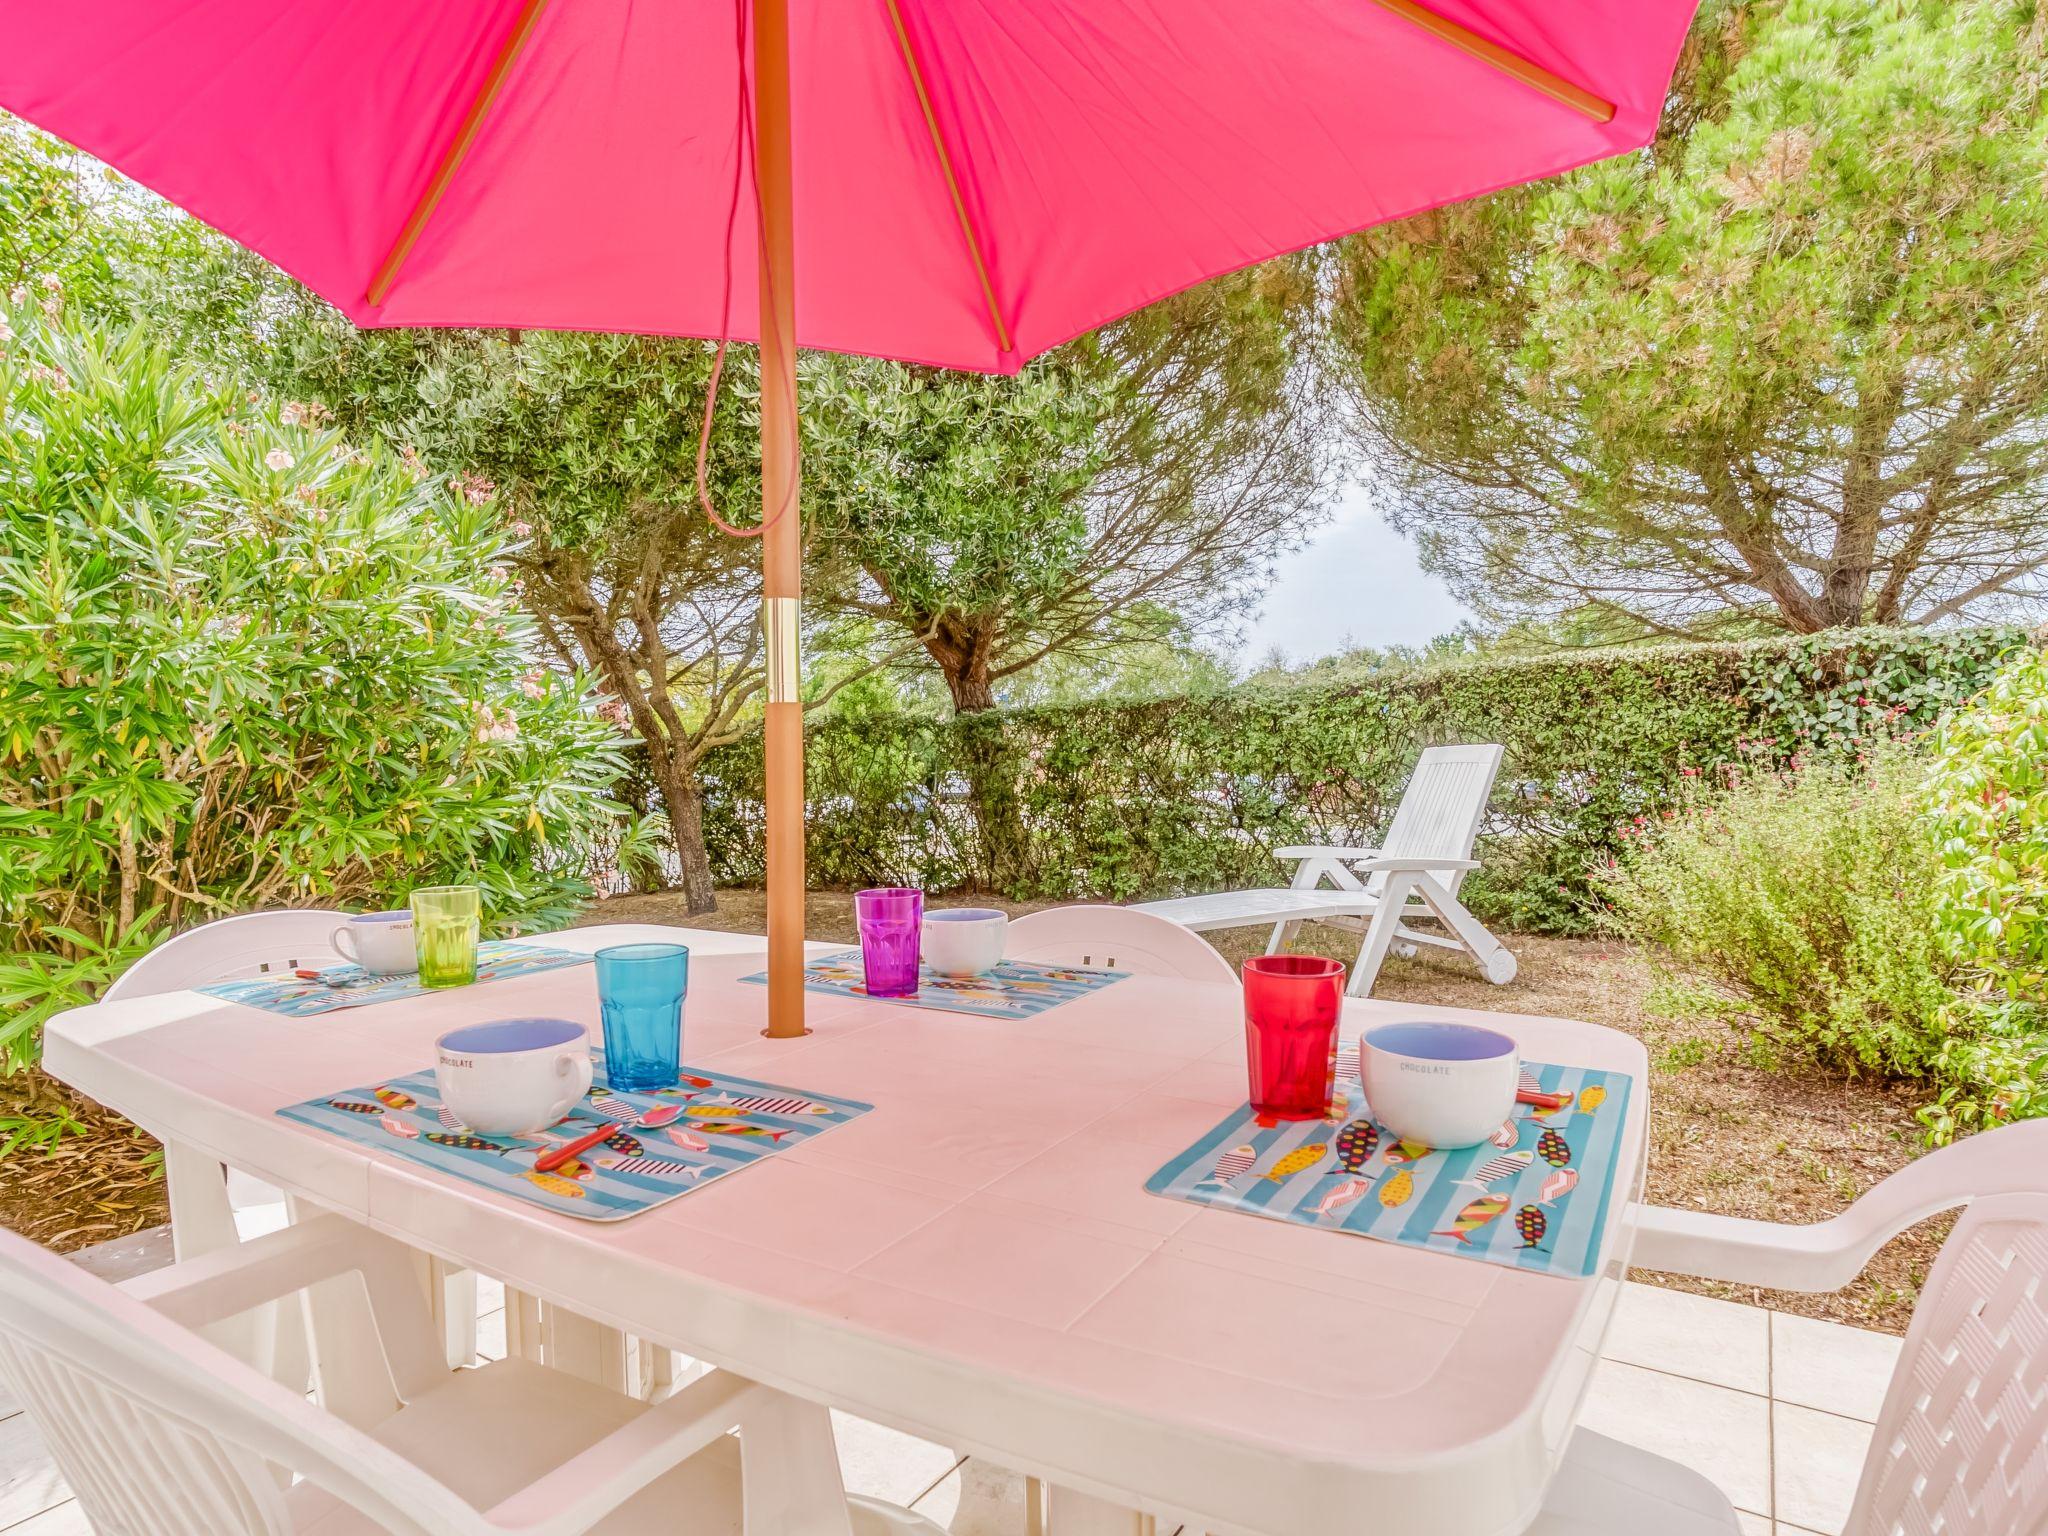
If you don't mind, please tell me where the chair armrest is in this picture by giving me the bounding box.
[1274,845,1382,862]
[1350,856,1479,873]
[125,1213,384,1321]
[1627,1205,1884,1293]
[1628,1119,2048,1292]
[125,1212,447,1399]
[483,1369,768,1536]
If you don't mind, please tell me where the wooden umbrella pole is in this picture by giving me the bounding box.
[755,0,807,1038]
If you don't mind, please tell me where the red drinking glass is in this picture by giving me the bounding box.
[1243,955,1346,1119]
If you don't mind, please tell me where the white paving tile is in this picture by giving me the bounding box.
[832,1412,961,1507]
[1603,1281,1771,1395]
[0,1498,93,1535]
[1735,1515,1770,1536]
[1769,1312,1900,1423]
[1577,1360,1772,1517]
[912,1457,1031,1536]
[475,1275,506,1314]
[1772,1403,1873,1536]
[0,1417,70,1530]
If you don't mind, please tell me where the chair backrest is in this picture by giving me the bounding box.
[0,1228,470,1536]
[1006,906,1238,986]
[1376,744,1502,897]
[102,910,350,1003]
[1847,1186,2048,1536]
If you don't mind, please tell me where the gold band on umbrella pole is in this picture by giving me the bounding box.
[765,597,801,704]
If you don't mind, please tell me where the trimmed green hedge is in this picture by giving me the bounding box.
[695,626,2027,933]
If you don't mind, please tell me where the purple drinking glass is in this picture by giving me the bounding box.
[854,887,924,998]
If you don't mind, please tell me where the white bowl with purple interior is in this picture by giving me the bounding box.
[919,907,1008,977]
[1360,1021,1520,1150]
[435,1018,592,1136]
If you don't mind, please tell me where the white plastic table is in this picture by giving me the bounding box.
[45,922,1647,1536]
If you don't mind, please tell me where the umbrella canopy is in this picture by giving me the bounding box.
[1,0,1698,1037]
[2,1,1693,374]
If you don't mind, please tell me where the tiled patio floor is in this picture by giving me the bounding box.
[0,1278,1895,1535]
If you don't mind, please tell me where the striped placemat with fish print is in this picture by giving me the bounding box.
[199,941,593,1018]
[740,950,1127,1019]
[277,1061,871,1222]
[1144,1050,1633,1279]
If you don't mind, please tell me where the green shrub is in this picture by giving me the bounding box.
[1595,750,1960,1079]
[1916,641,2048,1141]
[0,306,638,1069]
[1923,642,2048,998]
[694,626,2026,926]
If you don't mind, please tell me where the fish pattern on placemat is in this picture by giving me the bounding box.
[738,950,1126,1020]
[198,941,594,1018]
[278,1059,871,1223]
[1143,1057,1634,1278]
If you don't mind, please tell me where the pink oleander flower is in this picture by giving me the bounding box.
[474,705,521,743]
[264,448,295,471]
[450,470,497,505]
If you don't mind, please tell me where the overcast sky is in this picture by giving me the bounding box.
[1232,478,1475,666]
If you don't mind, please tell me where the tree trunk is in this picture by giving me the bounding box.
[653,758,718,916]
[529,558,720,918]
[919,615,1029,891]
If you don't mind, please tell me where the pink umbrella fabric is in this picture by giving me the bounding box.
[1,0,1695,375]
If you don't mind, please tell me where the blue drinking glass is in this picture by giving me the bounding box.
[593,943,689,1092]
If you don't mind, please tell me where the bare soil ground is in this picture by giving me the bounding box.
[590,889,1943,1334]
[0,1073,166,1252]
[3,889,1939,1334]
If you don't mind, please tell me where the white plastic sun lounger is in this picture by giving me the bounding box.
[1134,743,1518,997]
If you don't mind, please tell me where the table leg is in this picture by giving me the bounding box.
[741,1396,856,1536]
[163,1142,307,1391]
[540,1303,630,1390]
[409,1250,479,1367]
[1046,1486,1153,1536]
[506,1285,544,1362]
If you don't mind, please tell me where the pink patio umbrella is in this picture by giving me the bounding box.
[1,0,1698,1037]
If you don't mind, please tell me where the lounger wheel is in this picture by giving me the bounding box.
[1483,950,1518,985]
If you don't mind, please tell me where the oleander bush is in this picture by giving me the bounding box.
[0,305,641,1072]
[695,625,2027,929]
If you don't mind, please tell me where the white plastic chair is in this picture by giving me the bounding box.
[1005,905,1238,986]
[1133,743,1517,997]
[100,910,359,1381]
[102,909,353,1005]
[1532,1119,2048,1535]
[0,1212,943,1536]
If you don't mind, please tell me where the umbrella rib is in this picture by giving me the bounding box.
[365,0,554,309]
[1366,0,1615,122]
[881,0,1015,358]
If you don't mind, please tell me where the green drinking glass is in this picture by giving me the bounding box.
[410,885,481,988]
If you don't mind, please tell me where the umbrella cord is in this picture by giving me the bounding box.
[697,0,799,540]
